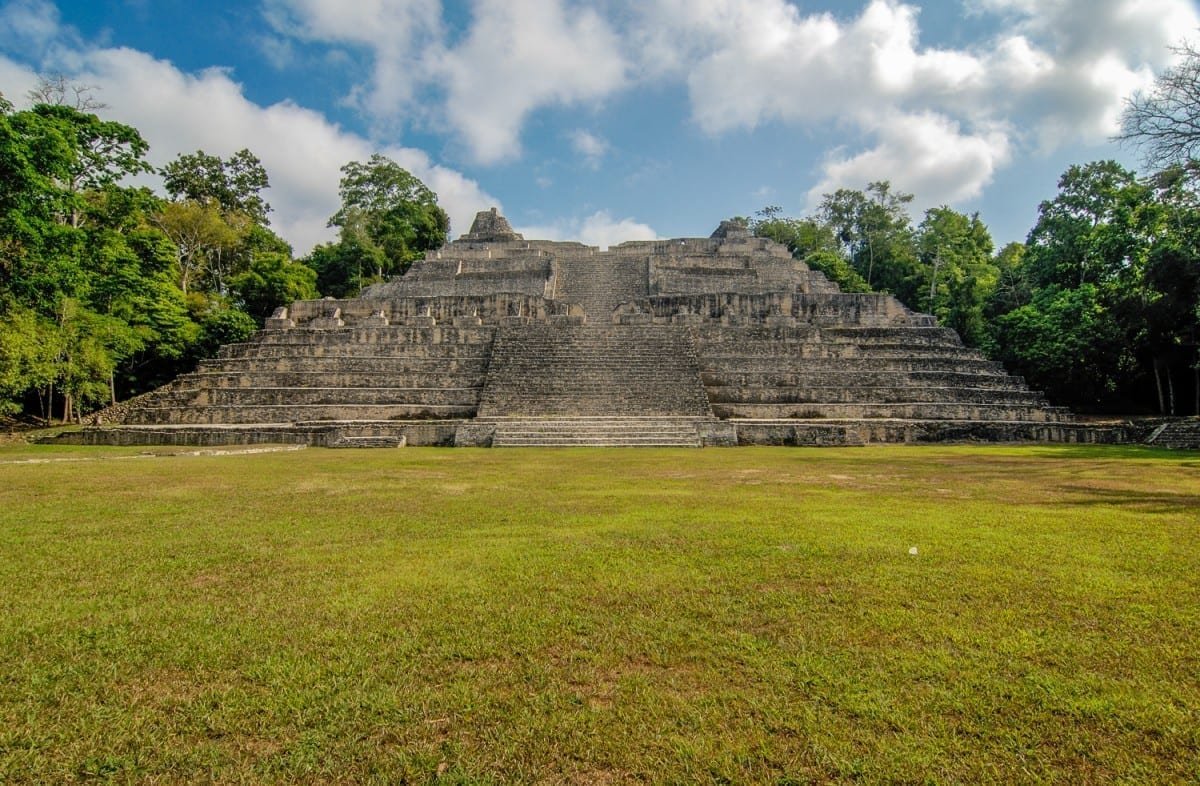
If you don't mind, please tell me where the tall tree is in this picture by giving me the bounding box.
[817,181,917,293]
[1024,161,1145,290]
[153,200,246,296]
[162,149,272,224]
[916,207,996,346]
[22,104,153,228]
[328,154,449,281]
[26,73,106,111]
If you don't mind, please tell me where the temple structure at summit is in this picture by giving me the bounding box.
[71,209,1125,447]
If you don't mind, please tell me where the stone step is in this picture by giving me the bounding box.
[712,402,1067,422]
[326,435,406,448]
[1145,419,1200,449]
[702,370,1023,388]
[698,357,1008,374]
[487,416,705,447]
[188,371,488,389]
[699,343,986,359]
[705,386,1048,405]
[199,357,490,374]
[178,386,481,407]
[219,343,491,359]
[252,326,496,345]
[478,324,712,418]
[123,403,478,425]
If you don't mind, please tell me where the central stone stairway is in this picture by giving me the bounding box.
[488,416,708,447]
[554,255,648,321]
[474,324,716,445]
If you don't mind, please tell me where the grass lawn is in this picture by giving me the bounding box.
[0,443,1197,783]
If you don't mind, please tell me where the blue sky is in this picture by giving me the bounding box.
[2,0,1198,254]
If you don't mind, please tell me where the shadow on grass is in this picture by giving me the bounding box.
[1001,444,1200,461]
[1051,484,1200,513]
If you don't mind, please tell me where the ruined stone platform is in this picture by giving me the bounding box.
[59,211,1137,448]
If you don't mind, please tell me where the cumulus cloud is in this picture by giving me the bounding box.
[517,210,658,249]
[0,2,497,255]
[434,0,626,164]
[261,0,1197,195]
[262,0,442,118]
[269,0,626,164]
[625,0,1193,212]
[806,112,1012,212]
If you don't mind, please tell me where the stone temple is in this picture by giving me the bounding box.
[77,209,1118,447]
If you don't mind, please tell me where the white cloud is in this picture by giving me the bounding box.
[269,0,627,163]
[261,0,1198,184]
[569,129,609,168]
[263,0,442,118]
[256,34,297,71]
[435,0,626,164]
[8,0,1199,248]
[517,210,657,249]
[0,0,63,52]
[807,112,1012,213]
[0,25,497,256]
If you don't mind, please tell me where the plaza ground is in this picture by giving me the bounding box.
[1,444,1196,783]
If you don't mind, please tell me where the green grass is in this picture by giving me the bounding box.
[0,444,1197,784]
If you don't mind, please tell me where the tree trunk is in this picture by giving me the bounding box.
[110,370,117,406]
[1153,358,1165,414]
[866,235,875,287]
[1167,364,1176,416]
[928,255,941,306]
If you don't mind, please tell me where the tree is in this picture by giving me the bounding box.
[817,182,917,292]
[992,285,1126,408]
[302,239,378,298]
[751,208,870,293]
[1024,161,1145,290]
[23,104,154,227]
[0,301,59,416]
[26,73,106,111]
[228,251,318,321]
[162,149,272,224]
[915,207,996,346]
[329,155,449,280]
[153,200,247,295]
[1118,41,1200,170]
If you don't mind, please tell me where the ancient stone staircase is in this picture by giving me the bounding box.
[1145,419,1200,449]
[486,416,707,447]
[555,255,648,322]
[477,324,712,418]
[62,211,1131,449]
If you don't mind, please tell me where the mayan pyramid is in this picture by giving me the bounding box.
[76,208,1105,447]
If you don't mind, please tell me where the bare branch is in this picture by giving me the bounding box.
[26,72,107,111]
[1116,40,1200,170]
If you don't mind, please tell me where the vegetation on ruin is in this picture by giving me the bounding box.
[1,444,1196,783]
